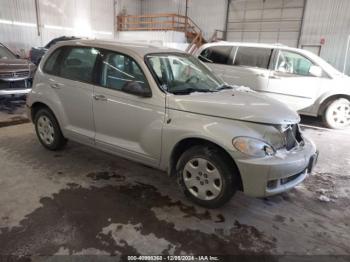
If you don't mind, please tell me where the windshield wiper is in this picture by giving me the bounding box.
[171,88,215,95]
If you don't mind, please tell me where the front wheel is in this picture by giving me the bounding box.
[176,145,239,208]
[323,98,350,129]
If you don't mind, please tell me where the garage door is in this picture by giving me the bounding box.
[227,0,305,47]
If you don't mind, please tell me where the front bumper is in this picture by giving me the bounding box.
[235,137,318,197]
[0,79,32,96]
[0,88,32,95]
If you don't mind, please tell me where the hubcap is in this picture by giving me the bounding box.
[37,115,55,145]
[328,100,350,128]
[183,158,222,201]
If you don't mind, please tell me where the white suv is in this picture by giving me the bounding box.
[195,42,350,129]
[26,40,317,208]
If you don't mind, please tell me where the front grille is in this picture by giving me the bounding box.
[0,70,30,79]
[281,171,304,185]
[0,79,31,90]
[284,124,303,151]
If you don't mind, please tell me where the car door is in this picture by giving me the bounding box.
[43,46,99,145]
[92,50,165,167]
[266,49,328,112]
[222,46,273,92]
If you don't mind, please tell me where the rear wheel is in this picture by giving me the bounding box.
[323,98,350,129]
[34,108,67,150]
[176,145,239,208]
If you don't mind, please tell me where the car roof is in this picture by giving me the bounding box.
[200,41,309,54]
[54,39,184,57]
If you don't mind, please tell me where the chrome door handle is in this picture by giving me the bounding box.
[50,83,62,89]
[93,94,107,101]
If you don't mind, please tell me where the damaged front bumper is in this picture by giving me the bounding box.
[235,137,318,197]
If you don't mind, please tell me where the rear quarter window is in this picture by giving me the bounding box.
[43,48,63,75]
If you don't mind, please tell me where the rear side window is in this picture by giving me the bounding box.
[43,47,99,84]
[199,46,233,64]
[234,47,272,69]
[59,47,99,83]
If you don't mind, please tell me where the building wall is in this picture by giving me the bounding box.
[118,31,188,50]
[226,0,305,47]
[0,0,114,55]
[299,0,350,75]
[141,0,227,40]
[116,0,142,16]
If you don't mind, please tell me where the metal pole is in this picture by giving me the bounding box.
[343,34,350,74]
[185,0,188,33]
[297,0,307,48]
[224,0,231,41]
[34,0,41,37]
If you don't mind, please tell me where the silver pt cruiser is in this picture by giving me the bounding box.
[26,40,318,208]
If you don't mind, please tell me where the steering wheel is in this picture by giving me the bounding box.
[185,75,200,83]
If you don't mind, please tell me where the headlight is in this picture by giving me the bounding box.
[232,137,276,157]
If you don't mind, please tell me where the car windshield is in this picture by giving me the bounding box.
[146,53,227,95]
[0,45,16,59]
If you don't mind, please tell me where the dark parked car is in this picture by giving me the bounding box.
[0,43,36,96]
[29,36,79,65]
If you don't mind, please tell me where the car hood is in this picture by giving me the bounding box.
[0,59,36,72]
[167,89,300,125]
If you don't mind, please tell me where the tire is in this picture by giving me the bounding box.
[176,145,239,208]
[322,98,350,129]
[34,108,67,150]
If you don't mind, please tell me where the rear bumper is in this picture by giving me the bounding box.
[0,88,31,95]
[235,137,317,197]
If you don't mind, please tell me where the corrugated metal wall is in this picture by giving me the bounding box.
[227,0,305,47]
[0,0,39,54]
[0,0,114,55]
[117,0,142,15]
[141,0,227,40]
[300,0,350,75]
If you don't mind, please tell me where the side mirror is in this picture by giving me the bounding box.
[309,65,323,77]
[121,81,152,97]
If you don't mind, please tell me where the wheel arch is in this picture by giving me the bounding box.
[169,137,243,191]
[31,102,52,121]
[317,94,350,116]
[31,102,63,132]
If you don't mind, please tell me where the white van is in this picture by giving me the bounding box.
[195,42,350,129]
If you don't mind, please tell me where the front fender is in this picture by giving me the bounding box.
[160,109,274,171]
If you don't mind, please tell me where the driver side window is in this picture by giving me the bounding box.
[100,51,149,93]
[275,50,315,77]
